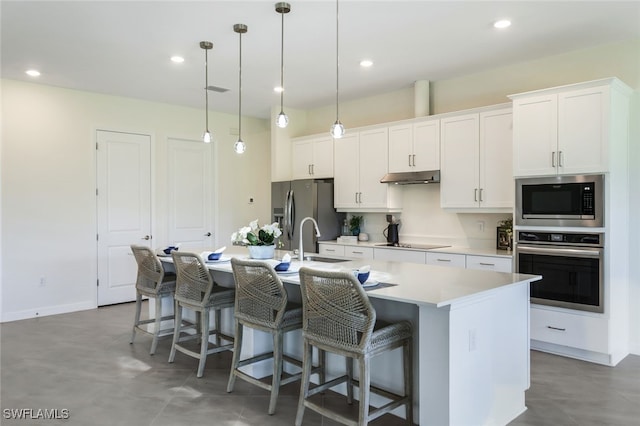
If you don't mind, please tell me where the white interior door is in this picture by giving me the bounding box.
[97,130,151,306]
[167,138,213,250]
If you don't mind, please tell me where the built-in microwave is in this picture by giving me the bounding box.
[515,174,604,227]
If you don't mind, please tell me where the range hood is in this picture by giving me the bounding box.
[380,170,440,185]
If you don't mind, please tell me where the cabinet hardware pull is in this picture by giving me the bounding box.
[358,192,362,203]
[412,154,416,167]
[353,251,363,254]
[326,249,335,252]
[437,258,451,262]
[355,192,358,203]
[479,262,495,266]
[408,154,412,167]
[479,188,483,202]
[558,151,563,167]
[547,326,566,331]
[474,188,478,202]
[311,164,314,174]
[551,151,556,167]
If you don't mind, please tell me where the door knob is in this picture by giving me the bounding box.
[142,235,150,240]
[204,232,212,237]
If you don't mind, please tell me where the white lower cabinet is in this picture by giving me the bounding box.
[344,246,374,259]
[466,255,512,273]
[318,244,344,257]
[425,252,466,268]
[374,247,426,264]
[530,307,608,354]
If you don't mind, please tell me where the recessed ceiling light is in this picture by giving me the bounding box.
[494,19,511,29]
[26,69,41,77]
[274,86,284,93]
[170,56,184,63]
[360,59,373,68]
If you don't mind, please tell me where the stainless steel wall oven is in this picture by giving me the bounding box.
[516,231,604,313]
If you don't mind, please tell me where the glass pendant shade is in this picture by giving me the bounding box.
[276,111,289,128]
[330,120,345,139]
[202,130,212,144]
[234,139,246,154]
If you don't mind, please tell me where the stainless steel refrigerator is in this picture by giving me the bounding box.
[271,179,344,253]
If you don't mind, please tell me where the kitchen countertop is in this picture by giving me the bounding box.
[320,239,513,258]
[162,246,535,308]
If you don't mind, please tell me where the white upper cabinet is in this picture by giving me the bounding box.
[334,127,401,212]
[510,78,631,177]
[388,119,440,173]
[440,106,513,211]
[292,136,334,179]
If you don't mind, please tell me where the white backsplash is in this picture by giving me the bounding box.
[351,184,511,249]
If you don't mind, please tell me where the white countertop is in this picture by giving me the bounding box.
[320,240,513,258]
[161,246,537,308]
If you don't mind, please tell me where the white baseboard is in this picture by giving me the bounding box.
[1,301,96,323]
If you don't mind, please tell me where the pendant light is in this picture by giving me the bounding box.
[200,41,213,143]
[275,2,291,128]
[233,24,248,154]
[330,0,345,138]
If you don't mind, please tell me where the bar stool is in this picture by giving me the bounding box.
[130,245,176,355]
[227,258,316,415]
[169,251,235,378]
[296,267,414,426]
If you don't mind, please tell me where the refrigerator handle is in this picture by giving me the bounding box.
[288,189,295,240]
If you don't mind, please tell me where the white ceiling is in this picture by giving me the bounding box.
[2,1,639,119]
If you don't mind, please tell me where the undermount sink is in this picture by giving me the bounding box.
[301,255,349,263]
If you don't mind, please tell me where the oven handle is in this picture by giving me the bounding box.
[517,244,602,258]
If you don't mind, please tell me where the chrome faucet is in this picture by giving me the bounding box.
[299,216,321,262]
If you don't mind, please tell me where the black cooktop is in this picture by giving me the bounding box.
[375,243,450,250]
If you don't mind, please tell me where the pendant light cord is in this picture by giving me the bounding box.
[205,48,209,132]
[335,0,340,121]
[280,9,285,112]
[238,31,242,140]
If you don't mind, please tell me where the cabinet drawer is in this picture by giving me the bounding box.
[466,255,512,273]
[374,248,426,264]
[426,252,466,268]
[530,307,608,353]
[345,246,374,259]
[318,244,345,257]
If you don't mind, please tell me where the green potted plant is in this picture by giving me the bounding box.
[231,219,282,258]
[349,215,363,236]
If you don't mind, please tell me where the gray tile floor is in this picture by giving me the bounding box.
[1,301,639,425]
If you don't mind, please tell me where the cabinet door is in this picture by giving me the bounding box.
[292,139,314,179]
[345,246,374,259]
[426,252,466,268]
[374,247,426,264]
[358,128,389,208]
[413,119,440,171]
[558,85,609,174]
[466,255,512,273]
[333,133,360,208]
[440,113,480,209]
[479,109,513,209]
[311,136,335,178]
[512,94,558,177]
[388,124,413,173]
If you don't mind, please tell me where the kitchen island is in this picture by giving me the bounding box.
[160,247,541,426]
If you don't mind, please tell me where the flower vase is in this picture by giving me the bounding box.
[248,245,275,259]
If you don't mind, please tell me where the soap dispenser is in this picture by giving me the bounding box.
[341,219,349,236]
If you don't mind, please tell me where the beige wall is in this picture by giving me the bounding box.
[1,79,270,321]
